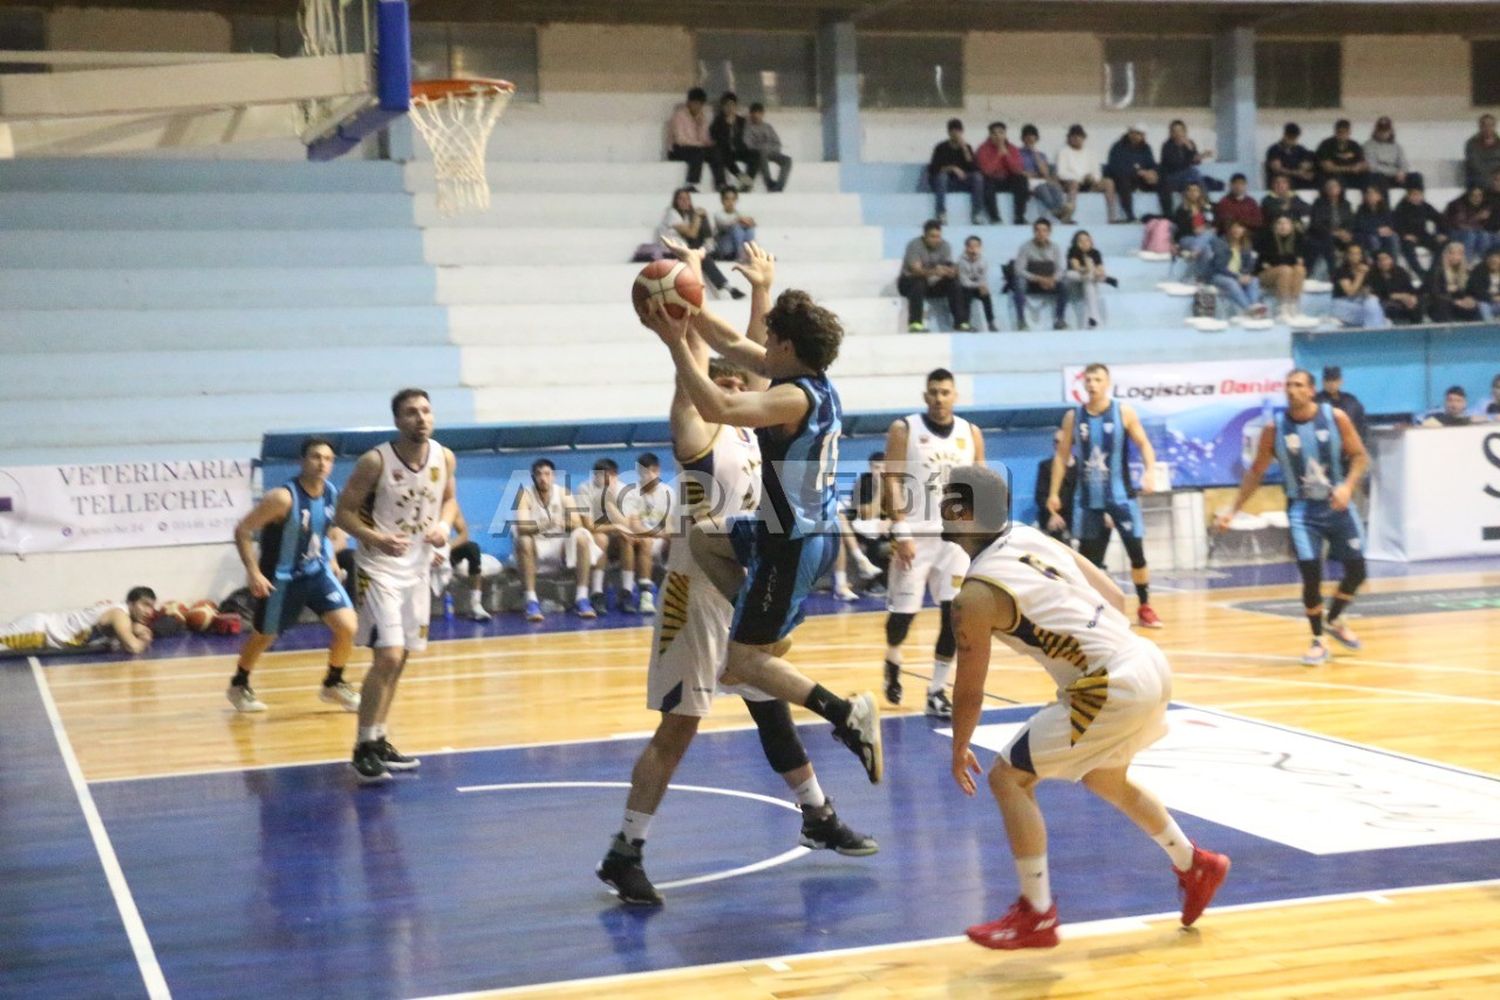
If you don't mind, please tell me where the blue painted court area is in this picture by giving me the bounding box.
[9,700,1495,998]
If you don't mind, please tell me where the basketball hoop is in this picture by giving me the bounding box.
[408,78,514,216]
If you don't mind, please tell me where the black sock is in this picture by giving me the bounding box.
[1326,596,1350,623]
[1307,612,1324,638]
[231,667,249,687]
[1135,583,1150,606]
[804,684,852,728]
[323,666,344,687]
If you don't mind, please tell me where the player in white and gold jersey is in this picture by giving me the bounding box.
[0,587,156,656]
[940,464,1229,950]
[336,388,457,784]
[880,367,985,719]
[598,266,876,908]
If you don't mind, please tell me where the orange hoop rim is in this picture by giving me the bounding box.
[410,78,515,103]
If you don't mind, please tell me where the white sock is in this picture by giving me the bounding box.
[620,808,653,844]
[792,775,826,808]
[885,646,902,666]
[372,723,386,741]
[576,584,589,602]
[834,570,849,589]
[1153,816,1196,870]
[1016,854,1052,911]
[622,570,636,594]
[591,568,605,592]
[930,656,954,693]
[524,589,538,603]
[358,726,378,743]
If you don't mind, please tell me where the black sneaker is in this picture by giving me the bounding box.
[883,660,903,705]
[351,741,391,784]
[799,801,879,856]
[832,692,883,784]
[590,591,608,614]
[596,845,664,906]
[925,689,954,721]
[374,738,420,772]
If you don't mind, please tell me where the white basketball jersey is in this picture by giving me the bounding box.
[1,601,119,651]
[355,440,447,583]
[965,524,1145,688]
[668,425,762,574]
[583,480,624,527]
[903,414,977,529]
[623,482,676,534]
[519,484,572,538]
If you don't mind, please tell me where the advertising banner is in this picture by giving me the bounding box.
[1061,359,1293,487]
[0,458,253,555]
[1368,425,1500,561]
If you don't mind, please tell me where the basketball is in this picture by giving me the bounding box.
[631,259,703,322]
[157,600,187,624]
[185,600,217,632]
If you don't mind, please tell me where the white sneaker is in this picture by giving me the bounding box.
[853,552,881,580]
[637,589,657,615]
[468,603,492,622]
[835,692,884,784]
[319,682,361,712]
[226,684,267,713]
[834,585,859,601]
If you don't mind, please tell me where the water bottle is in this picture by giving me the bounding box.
[443,592,454,620]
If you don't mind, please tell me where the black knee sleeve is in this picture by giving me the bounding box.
[450,540,482,577]
[885,612,915,648]
[936,601,956,660]
[1078,535,1109,568]
[745,698,809,774]
[1338,556,1366,595]
[1120,534,1147,570]
[1297,559,1323,610]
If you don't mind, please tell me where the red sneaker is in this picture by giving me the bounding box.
[966,896,1060,950]
[1176,846,1230,927]
[1137,604,1164,629]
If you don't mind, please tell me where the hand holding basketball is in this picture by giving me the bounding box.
[632,259,704,323]
[638,299,691,347]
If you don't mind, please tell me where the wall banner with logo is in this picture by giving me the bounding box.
[0,459,253,555]
[1061,359,1293,488]
[1368,425,1500,561]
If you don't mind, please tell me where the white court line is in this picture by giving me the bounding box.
[27,657,172,1000]
[406,877,1500,1000]
[1170,669,1500,707]
[1161,646,1498,678]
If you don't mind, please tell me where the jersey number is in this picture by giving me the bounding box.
[816,434,840,490]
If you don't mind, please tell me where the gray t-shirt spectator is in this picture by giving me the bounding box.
[744,120,782,156]
[903,236,953,285]
[957,254,988,289]
[1014,238,1064,281]
[1364,137,1410,179]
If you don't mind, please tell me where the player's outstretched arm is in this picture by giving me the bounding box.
[735,242,776,347]
[647,305,808,429]
[1331,409,1369,511]
[1216,424,1277,531]
[1122,403,1158,494]
[1047,410,1074,514]
[951,580,1007,796]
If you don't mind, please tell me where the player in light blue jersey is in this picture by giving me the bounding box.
[642,241,884,785]
[1217,368,1370,665]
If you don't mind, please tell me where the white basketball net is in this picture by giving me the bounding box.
[409,83,513,216]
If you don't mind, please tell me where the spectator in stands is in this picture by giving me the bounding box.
[585,457,627,610]
[1316,119,1369,191]
[666,87,724,191]
[1158,119,1214,216]
[1316,366,1369,443]
[1487,373,1500,419]
[1011,219,1067,331]
[1425,242,1481,323]
[1105,123,1160,223]
[1309,177,1356,278]
[1265,122,1317,190]
[1422,386,1475,426]
[1018,124,1069,222]
[1393,184,1447,279]
[957,235,998,332]
[928,118,985,225]
[899,220,964,332]
[1353,186,1401,263]
[1369,249,1423,325]
[1171,181,1217,282]
[712,188,756,263]
[1257,214,1311,321]
[976,121,1029,224]
[1485,169,1500,243]
[658,188,743,299]
[1364,117,1419,193]
[744,103,791,192]
[1034,428,1077,545]
[1469,248,1500,321]
[1215,173,1263,235]
[1330,244,1389,329]
[1065,230,1111,329]
[1443,186,1494,262]
[1208,220,1269,319]
[1056,124,1119,224]
[1261,174,1310,233]
[709,92,756,191]
[1464,114,1500,189]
